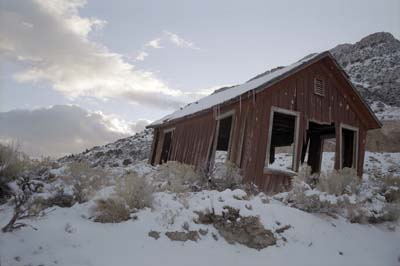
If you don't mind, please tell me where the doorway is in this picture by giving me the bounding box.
[302,121,336,174]
[340,125,358,169]
[159,129,174,164]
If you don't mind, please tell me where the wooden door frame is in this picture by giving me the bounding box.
[339,123,359,169]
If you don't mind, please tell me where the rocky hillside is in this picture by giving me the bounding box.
[330,32,400,107]
[58,128,153,167]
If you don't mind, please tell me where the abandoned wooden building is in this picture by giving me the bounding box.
[147,51,381,193]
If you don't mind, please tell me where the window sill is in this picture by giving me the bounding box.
[263,167,297,176]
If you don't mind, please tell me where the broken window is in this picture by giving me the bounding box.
[214,114,233,164]
[265,109,299,172]
[159,129,174,164]
[341,126,358,168]
[301,122,336,174]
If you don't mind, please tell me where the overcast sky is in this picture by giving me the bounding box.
[0,0,399,157]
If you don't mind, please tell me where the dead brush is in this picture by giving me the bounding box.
[208,161,243,191]
[153,161,205,193]
[115,172,153,210]
[377,175,400,203]
[93,197,130,223]
[64,161,109,203]
[317,168,359,195]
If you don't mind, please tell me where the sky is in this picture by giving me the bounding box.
[0,0,399,157]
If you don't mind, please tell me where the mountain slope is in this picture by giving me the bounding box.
[58,128,153,167]
[330,32,400,106]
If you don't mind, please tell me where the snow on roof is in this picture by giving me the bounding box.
[149,52,323,127]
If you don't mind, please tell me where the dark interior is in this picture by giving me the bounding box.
[301,122,336,173]
[160,131,173,164]
[216,116,233,151]
[342,128,355,168]
[151,130,159,165]
[269,112,296,164]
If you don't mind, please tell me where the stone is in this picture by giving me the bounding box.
[148,231,160,240]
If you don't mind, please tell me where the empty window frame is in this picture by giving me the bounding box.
[265,107,300,173]
[314,78,325,96]
[159,128,175,164]
[340,124,358,169]
[212,111,234,164]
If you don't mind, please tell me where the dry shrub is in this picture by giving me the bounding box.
[0,143,30,202]
[381,203,400,222]
[33,190,75,210]
[1,176,44,233]
[340,198,367,223]
[115,172,153,210]
[284,165,400,224]
[93,197,130,223]
[26,157,57,178]
[209,161,243,191]
[65,161,109,203]
[296,164,318,187]
[154,161,204,193]
[317,168,359,195]
[288,183,333,213]
[0,142,29,180]
[92,172,153,223]
[378,175,400,203]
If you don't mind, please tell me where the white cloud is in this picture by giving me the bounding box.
[130,119,151,133]
[135,51,148,61]
[145,38,162,49]
[0,0,185,109]
[0,105,149,157]
[163,31,200,50]
[134,31,200,62]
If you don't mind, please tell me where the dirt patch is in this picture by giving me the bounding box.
[165,231,200,242]
[195,206,276,250]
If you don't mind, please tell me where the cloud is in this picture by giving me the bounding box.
[163,31,200,50]
[135,51,148,61]
[0,105,147,158]
[123,91,184,109]
[130,119,151,133]
[0,0,185,109]
[134,31,200,62]
[145,38,162,49]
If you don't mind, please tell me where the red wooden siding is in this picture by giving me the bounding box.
[149,58,377,194]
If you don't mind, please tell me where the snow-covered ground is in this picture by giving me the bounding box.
[0,151,399,266]
[1,189,399,266]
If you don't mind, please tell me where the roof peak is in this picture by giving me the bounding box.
[148,52,331,128]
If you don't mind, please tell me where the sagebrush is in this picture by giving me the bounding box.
[208,161,243,191]
[64,161,109,203]
[317,168,359,195]
[93,197,130,223]
[153,161,204,193]
[115,172,153,209]
[282,165,399,223]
